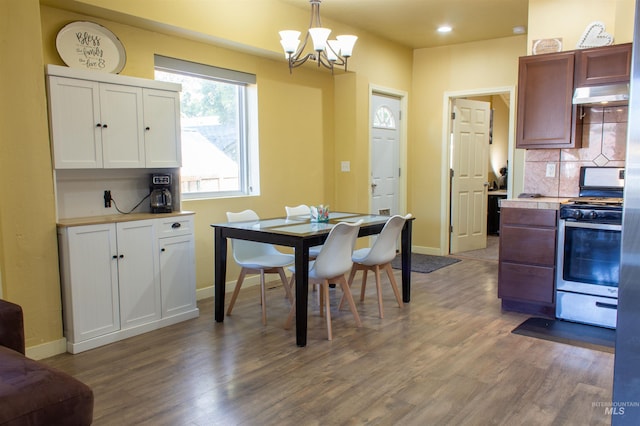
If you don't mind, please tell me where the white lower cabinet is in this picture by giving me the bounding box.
[58,214,198,353]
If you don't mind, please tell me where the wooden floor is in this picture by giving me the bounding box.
[42,257,614,425]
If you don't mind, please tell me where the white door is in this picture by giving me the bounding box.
[117,220,161,329]
[65,223,120,341]
[371,93,401,215]
[48,76,103,168]
[143,89,182,168]
[100,83,146,168]
[159,234,196,317]
[450,99,490,254]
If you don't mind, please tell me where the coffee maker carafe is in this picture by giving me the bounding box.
[150,174,173,213]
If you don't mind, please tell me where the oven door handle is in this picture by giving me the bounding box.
[562,221,621,231]
[595,301,618,310]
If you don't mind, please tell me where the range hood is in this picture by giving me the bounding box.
[572,83,630,105]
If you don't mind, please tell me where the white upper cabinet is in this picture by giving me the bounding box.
[99,83,145,168]
[143,89,182,168]
[48,77,103,168]
[46,65,181,169]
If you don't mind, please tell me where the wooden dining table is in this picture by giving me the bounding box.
[211,212,414,346]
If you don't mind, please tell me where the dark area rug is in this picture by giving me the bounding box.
[512,317,615,353]
[391,253,461,273]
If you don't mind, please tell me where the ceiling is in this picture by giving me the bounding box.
[277,0,529,49]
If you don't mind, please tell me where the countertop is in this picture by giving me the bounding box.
[57,211,195,228]
[499,197,569,210]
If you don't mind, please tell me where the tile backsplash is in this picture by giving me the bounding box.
[523,106,627,197]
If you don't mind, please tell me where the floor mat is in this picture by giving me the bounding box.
[391,253,461,273]
[512,317,615,353]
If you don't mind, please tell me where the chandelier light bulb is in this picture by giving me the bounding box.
[336,35,357,57]
[279,30,301,54]
[309,27,331,52]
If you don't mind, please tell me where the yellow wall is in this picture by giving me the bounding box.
[410,36,527,252]
[528,0,635,52]
[0,0,63,350]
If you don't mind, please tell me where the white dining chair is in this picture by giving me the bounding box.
[284,220,363,340]
[285,204,323,259]
[341,214,412,318]
[226,209,295,325]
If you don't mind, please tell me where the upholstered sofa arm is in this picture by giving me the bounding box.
[0,299,26,355]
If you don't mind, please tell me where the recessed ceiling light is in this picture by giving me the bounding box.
[438,25,452,33]
[513,25,526,35]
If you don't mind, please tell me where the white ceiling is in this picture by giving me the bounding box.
[277,0,529,49]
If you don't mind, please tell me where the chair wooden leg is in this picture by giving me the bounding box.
[338,275,362,328]
[284,295,295,330]
[359,268,368,302]
[373,265,384,318]
[322,280,332,340]
[384,263,404,309]
[260,269,267,325]
[278,267,293,303]
[226,268,248,316]
[339,264,358,311]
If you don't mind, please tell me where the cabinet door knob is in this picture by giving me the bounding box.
[97,123,102,128]
[102,124,108,128]
[112,255,118,259]
[119,254,124,259]
[161,248,166,252]
[145,126,150,131]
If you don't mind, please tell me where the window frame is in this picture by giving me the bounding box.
[154,55,260,200]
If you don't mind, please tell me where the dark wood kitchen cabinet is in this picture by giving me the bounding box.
[574,43,632,87]
[516,51,582,149]
[498,207,558,317]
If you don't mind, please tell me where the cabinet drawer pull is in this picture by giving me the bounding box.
[595,301,617,310]
[171,223,181,229]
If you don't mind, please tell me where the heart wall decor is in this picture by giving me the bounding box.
[577,21,614,49]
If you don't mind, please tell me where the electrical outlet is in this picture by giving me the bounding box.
[546,163,556,178]
[104,190,111,208]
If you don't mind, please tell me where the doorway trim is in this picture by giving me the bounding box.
[440,85,516,255]
[369,84,408,215]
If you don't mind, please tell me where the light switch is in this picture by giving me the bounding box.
[341,161,350,172]
[546,163,556,178]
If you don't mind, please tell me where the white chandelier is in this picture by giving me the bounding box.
[279,0,357,74]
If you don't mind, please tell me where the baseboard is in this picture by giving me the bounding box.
[411,245,442,256]
[196,272,287,301]
[26,338,67,360]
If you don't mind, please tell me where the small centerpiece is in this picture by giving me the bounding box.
[310,204,329,223]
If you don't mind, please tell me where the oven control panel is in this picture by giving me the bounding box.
[559,204,622,224]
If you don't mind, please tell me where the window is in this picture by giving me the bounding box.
[154,55,259,199]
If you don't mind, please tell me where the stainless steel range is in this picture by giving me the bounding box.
[556,166,624,329]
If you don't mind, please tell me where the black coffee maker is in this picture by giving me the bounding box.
[150,174,173,213]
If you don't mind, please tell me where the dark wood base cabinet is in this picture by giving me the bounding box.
[498,207,558,317]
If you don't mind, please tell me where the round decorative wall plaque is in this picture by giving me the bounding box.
[56,21,126,74]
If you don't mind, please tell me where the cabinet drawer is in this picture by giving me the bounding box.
[500,225,556,265]
[501,207,557,227]
[498,262,555,304]
[157,216,194,237]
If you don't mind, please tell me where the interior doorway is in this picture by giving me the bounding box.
[442,87,515,256]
